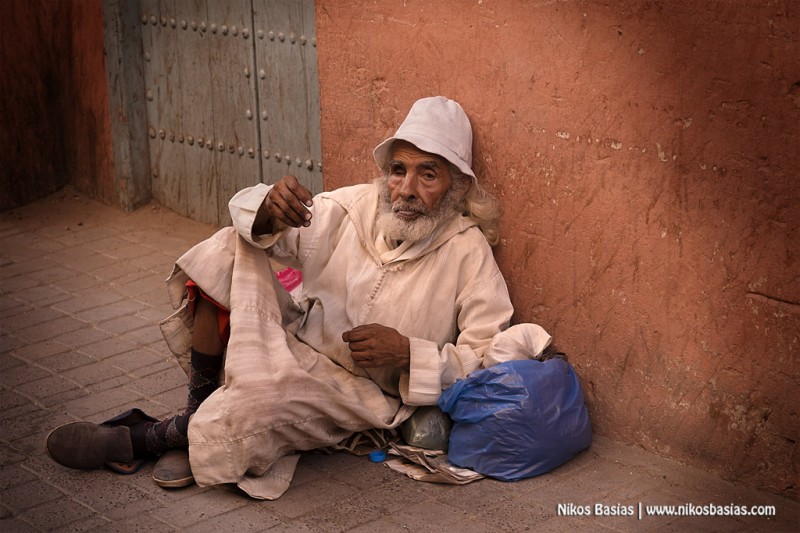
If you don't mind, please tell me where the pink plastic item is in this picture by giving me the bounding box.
[276,267,303,292]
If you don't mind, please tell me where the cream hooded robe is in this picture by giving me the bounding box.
[159,181,548,499]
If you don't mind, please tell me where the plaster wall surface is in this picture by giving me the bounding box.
[67,0,116,205]
[0,0,114,210]
[315,0,799,498]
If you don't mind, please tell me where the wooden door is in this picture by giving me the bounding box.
[140,0,321,226]
[253,0,321,193]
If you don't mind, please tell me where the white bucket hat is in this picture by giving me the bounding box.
[373,96,476,180]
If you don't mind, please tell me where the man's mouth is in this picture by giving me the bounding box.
[394,209,423,221]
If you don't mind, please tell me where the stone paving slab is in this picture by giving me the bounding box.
[1,188,798,532]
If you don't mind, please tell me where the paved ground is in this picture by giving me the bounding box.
[1,188,797,532]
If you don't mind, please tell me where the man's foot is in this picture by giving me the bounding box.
[152,449,194,488]
[46,422,134,469]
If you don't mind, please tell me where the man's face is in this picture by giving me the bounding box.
[386,140,453,215]
[376,140,469,243]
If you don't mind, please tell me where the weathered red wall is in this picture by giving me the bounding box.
[67,0,116,204]
[0,0,114,210]
[316,0,799,498]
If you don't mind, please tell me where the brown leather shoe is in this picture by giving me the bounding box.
[46,422,134,469]
[152,449,194,488]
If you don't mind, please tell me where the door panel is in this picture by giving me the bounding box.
[253,0,322,193]
[205,0,260,225]
[140,0,320,226]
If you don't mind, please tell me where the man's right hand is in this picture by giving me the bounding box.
[254,175,314,234]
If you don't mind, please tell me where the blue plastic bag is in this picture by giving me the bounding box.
[437,358,592,481]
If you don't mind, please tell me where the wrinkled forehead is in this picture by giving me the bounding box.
[389,140,451,169]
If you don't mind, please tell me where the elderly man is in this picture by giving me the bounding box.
[46,96,540,499]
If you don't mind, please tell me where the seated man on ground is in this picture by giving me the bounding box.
[46,96,529,499]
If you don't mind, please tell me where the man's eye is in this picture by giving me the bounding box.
[391,166,405,175]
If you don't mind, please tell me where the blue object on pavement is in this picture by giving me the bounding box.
[369,450,387,462]
[438,358,592,481]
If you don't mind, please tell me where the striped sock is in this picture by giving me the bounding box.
[185,348,222,415]
[131,414,190,457]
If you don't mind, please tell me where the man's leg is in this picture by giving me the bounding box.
[132,296,225,456]
[148,296,226,488]
[184,296,225,415]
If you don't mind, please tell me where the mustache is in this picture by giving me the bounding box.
[391,199,433,216]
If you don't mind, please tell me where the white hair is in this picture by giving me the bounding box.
[451,167,501,246]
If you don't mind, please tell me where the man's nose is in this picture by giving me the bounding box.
[398,173,418,199]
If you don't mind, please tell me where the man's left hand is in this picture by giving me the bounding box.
[342,324,410,369]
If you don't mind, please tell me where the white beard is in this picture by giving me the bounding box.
[375,209,441,243]
[374,176,468,243]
